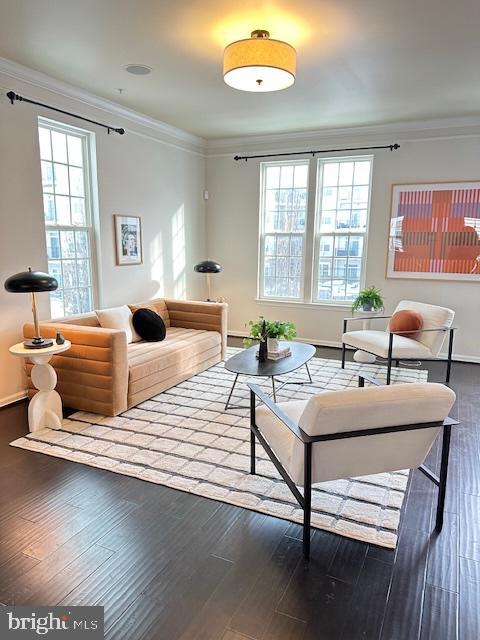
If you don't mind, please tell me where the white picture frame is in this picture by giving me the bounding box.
[114,215,143,265]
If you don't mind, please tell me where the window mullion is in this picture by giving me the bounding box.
[302,157,316,303]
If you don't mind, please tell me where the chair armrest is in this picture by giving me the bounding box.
[388,326,457,336]
[343,315,392,333]
[23,322,128,415]
[308,416,459,443]
[344,315,392,323]
[165,299,228,359]
[248,383,309,443]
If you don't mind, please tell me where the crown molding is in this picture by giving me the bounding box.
[0,56,206,153]
[2,56,479,157]
[206,115,480,155]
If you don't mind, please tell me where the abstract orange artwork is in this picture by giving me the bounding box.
[387,182,480,280]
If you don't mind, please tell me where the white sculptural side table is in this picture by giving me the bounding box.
[10,340,71,432]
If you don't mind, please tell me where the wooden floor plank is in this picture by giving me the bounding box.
[262,612,307,640]
[380,527,430,640]
[459,557,480,640]
[426,511,458,592]
[458,492,480,561]
[327,537,368,585]
[339,557,393,640]
[420,585,457,640]
[276,530,340,623]
[228,534,303,639]
[177,515,291,640]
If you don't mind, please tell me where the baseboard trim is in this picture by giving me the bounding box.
[0,391,28,408]
[227,332,480,364]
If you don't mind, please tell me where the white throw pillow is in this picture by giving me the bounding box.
[96,305,140,343]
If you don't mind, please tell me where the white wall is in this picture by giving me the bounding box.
[0,70,207,405]
[206,129,480,361]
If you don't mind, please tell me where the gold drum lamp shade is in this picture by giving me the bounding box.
[223,30,296,92]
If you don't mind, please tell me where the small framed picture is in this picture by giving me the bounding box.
[114,215,142,265]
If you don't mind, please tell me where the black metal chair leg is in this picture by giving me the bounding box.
[303,443,312,559]
[435,424,451,532]
[386,332,393,385]
[250,389,256,475]
[341,318,348,369]
[446,329,454,384]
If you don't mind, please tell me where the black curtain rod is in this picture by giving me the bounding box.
[6,91,125,135]
[234,143,400,161]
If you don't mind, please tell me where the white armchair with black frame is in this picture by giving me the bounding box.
[248,376,457,559]
[341,300,456,384]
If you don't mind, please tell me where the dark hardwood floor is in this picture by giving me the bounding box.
[0,341,479,640]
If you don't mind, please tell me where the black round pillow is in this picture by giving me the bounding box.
[132,308,166,342]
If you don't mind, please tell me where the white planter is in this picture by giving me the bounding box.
[267,337,280,353]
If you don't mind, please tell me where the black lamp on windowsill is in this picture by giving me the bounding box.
[194,260,222,301]
[4,267,58,349]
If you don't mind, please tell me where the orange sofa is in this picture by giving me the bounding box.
[23,298,228,416]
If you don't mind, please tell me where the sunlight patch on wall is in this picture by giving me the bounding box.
[172,205,186,299]
[150,232,165,298]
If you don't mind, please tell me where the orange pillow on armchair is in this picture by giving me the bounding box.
[388,309,423,338]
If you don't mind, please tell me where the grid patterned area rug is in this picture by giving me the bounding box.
[11,350,428,548]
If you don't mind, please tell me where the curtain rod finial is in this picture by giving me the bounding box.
[6,91,17,105]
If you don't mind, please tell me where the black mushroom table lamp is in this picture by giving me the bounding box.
[4,267,58,349]
[194,260,222,302]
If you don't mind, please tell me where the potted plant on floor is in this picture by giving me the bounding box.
[244,317,297,361]
[351,286,384,313]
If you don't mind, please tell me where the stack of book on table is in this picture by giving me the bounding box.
[267,346,291,361]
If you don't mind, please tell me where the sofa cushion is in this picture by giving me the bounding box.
[132,308,166,342]
[127,327,221,387]
[96,305,140,343]
[388,309,423,338]
[129,299,170,328]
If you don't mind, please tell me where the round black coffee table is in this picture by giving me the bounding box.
[223,341,316,410]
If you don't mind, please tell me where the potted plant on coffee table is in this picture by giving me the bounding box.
[265,320,297,353]
[351,286,384,313]
[244,317,297,361]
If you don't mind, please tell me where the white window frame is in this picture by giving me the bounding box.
[38,117,99,318]
[257,160,309,302]
[256,154,374,307]
[312,155,373,305]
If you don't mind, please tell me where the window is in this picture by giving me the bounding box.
[38,119,98,317]
[314,157,372,302]
[258,161,308,300]
[257,155,372,304]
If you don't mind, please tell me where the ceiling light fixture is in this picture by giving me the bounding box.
[124,64,152,75]
[223,29,296,92]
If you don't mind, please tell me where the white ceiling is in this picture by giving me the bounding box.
[0,0,479,139]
